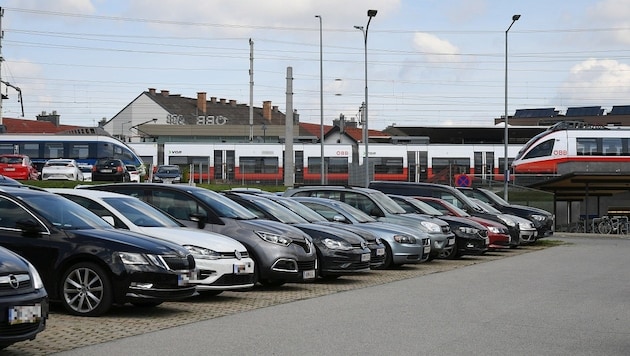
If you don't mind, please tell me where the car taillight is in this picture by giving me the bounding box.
[117,166,123,173]
[92,165,97,172]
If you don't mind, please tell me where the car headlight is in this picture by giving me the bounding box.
[457,226,480,235]
[519,222,534,229]
[420,221,441,233]
[27,261,45,290]
[153,176,162,182]
[498,216,516,227]
[118,252,168,269]
[487,226,502,234]
[256,231,292,246]
[184,245,221,260]
[322,238,353,250]
[393,234,416,244]
[531,214,546,222]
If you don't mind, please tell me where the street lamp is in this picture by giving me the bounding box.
[315,15,325,184]
[355,9,377,188]
[504,14,520,201]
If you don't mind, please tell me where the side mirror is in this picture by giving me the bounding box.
[332,214,347,223]
[16,218,45,236]
[190,213,206,229]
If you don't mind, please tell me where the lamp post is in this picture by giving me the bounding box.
[355,9,377,188]
[504,14,520,201]
[315,15,325,184]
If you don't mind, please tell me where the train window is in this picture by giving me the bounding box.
[44,142,64,159]
[602,138,623,156]
[328,157,348,173]
[69,143,91,159]
[431,158,470,175]
[523,139,554,159]
[0,144,14,155]
[240,157,278,174]
[576,138,598,156]
[373,157,403,174]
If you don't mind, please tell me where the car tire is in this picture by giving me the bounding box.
[438,241,459,260]
[374,242,393,269]
[60,262,113,317]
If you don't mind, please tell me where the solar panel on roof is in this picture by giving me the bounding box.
[609,105,630,115]
[514,108,558,118]
[566,106,603,117]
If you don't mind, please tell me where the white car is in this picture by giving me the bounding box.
[125,165,142,183]
[41,159,84,181]
[48,188,255,294]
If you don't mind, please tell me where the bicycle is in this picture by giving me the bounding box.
[596,215,629,235]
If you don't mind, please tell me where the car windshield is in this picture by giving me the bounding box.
[272,198,327,223]
[369,190,408,214]
[335,202,375,223]
[192,188,258,220]
[478,188,509,205]
[157,166,179,174]
[102,197,181,227]
[250,197,308,224]
[439,200,470,217]
[21,193,114,230]
[471,199,502,214]
[1,156,23,164]
[407,198,444,216]
[47,160,73,167]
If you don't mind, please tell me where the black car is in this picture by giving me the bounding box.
[0,186,197,317]
[456,187,554,239]
[0,245,49,350]
[152,165,182,184]
[92,158,130,182]
[388,194,489,259]
[78,183,317,287]
[222,192,372,278]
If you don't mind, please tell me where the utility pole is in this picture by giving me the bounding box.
[249,38,254,142]
[0,7,5,130]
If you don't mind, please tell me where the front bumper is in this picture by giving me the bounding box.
[317,247,372,276]
[192,258,255,291]
[0,290,48,347]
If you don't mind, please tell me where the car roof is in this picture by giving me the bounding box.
[47,188,133,199]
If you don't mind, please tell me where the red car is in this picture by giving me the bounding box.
[0,154,39,180]
[414,196,511,250]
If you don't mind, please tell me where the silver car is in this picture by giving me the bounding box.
[292,196,432,268]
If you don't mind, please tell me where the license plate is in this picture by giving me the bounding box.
[4,167,15,171]
[8,304,42,325]
[423,246,431,254]
[303,269,316,279]
[448,237,455,246]
[376,248,385,256]
[361,253,370,262]
[233,262,253,275]
[100,169,112,173]
[178,271,193,286]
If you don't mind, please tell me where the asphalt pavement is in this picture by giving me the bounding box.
[51,234,630,356]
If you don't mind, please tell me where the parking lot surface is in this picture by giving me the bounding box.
[6,239,560,355]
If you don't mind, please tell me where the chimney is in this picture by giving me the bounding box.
[197,92,207,113]
[263,101,272,121]
[229,99,236,106]
[210,97,217,103]
[148,88,156,95]
[220,98,226,104]
[160,90,170,96]
[272,105,278,112]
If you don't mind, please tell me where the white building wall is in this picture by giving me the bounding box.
[108,94,169,141]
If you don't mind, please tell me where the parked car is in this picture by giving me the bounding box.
[78,183,317,287]
[368,181,520,248]
[0,174,22,186]
[152,165,182,184]
[456,187,554,239]
[0,245,49,350]
[388,194,489,259]
[0,186,197,316]
[41,158,84,181]
[49,188,255,295]
[0,154,39,180]
[471,198,538,245]
[250,193,387,269]
[414,196,512,250]
[283,185,455,260]
[125,165,142,183]
[222,191,372,278]
[78,164,92,182]
[293,196,431,268]
[91,158,130,182]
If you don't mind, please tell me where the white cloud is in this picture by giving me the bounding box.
[412,32,460,63]
[559,58,630,103]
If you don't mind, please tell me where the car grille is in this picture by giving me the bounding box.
[370,253,385,266]
[161,254,195,271]
[441,225,451,233]
[0,273,33,295]
[297,260,316,271]
[477,230,488,238]
[348,261,371,270]
[0,320,42,337]
[292,240,313,254]
[208,273,255,286]
[220,251,250,259]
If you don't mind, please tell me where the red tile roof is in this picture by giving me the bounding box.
[299,122,389,142]
[2,117,81,133]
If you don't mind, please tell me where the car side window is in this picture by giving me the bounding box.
[61,195,128,229]
[0,197,34,230]
[301,203,339,222]
[150,190,200,221]
[439,193,465,210]
[343,192,379,216]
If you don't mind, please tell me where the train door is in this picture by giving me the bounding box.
[213,150,235,181]
[407,150,427,182]
[474,151,494,181]
[294,150,304,184]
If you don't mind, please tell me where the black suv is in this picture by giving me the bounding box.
[92,158,130,182]
[456,187,554,238]
[0,245,48,350]
[79,183,317,286]
[0,186,197,316]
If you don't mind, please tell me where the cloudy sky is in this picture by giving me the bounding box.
[1,0,630,129]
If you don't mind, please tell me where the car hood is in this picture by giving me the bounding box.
[66,228,189,256]
[237,218,311,242]
[501,204,552,217]
[0,247,29,273]
[356,221,428,240]
[294,223,366,244]
[133,226,247,252]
